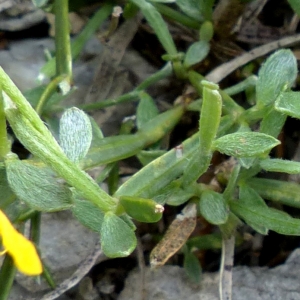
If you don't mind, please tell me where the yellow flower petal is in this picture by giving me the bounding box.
[0,210,42,276]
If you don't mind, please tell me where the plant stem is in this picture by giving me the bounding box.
[219,235,235,300]
[0,87,10,160]
[54,0,72,79]
[35,75,67,115]
[153,3,200,29]
[0,255,16,300]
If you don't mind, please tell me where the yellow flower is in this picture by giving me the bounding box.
[0,210,42,276]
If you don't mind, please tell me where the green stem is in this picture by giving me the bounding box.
[136,62,173,91]
[223,75,257,96]
[152,3,200,29]
[30,212,41,245]
[0,255,16,300]
[54,0,72,78]
[40,4,113,80]
[0,86,10,160]
[79,91,139,112]
[35,75,67,115]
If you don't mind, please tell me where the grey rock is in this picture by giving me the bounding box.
[0,0,45,31]
[119,249,300,300]
[15,211,99,294]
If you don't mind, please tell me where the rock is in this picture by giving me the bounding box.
[15,211,99,293]
[119,248,300,300]
[0,0,45,31]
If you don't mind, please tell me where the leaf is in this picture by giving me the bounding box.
[256,49,297,106]
[260,158,300,174]
[230,200,300,235]
[59,108,92,163]
[176,0,214,21]
[120,196,163,223]
[247,178,300,209]
[275,91,300,119]
[114,133,199,199]
[137,150,167,166]
[6,159,73,212]
[287,0,300,16]
[186,233,222,250]
[82,105,184,169]
[72,193,104,233]
[184,41,210,68]
[0,164,15,208]
[129,0,177,55]
[213,132,280,157]
[183,251,202,283]
[100,212,137,258]
[150,203,197,267]
[238,185,268,234]
[199,190,228,225]
[136,93,159,130]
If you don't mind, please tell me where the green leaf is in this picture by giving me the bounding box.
[59,108,92,163]
[82,105,184,169]
[260,158,300,174]
[0,164,15,208]
[129,0,177,55]
[115,133,199,199]
[256,49,297,106]
[176,0,214,21]
[199,190,228,225]
[184,41,210,68]
[238,185,268,234]
[120,196,163,223]
[148,0,175,3]
[72,193,104,233]
[182,81,221,186]
[213,132,280,157]
[183,251,202,283]
[247,178,300,209]
[230,200,300,235]
[137,150,167,166]
[186,233,222,250]
[287,0,300,16]
[136,93,159,130]
[5,159,73,212]
[100,212,137,258]
[275,91,300,119]
[159,181,194,206]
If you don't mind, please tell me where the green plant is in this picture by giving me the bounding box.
[1,0,300,299]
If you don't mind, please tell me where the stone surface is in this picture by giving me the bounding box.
[15,211,99,293]
[119,249,300,300]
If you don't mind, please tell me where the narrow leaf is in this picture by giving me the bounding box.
[230,200,300,235]
[100,212,137,258]
[183,251,202,283]
[260,158,300,174]
[213,132,280,157]
[247,178,300,208]
[287,0,300,16]
[130,0,177,55]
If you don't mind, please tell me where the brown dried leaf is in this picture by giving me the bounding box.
[150,203,197,267]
